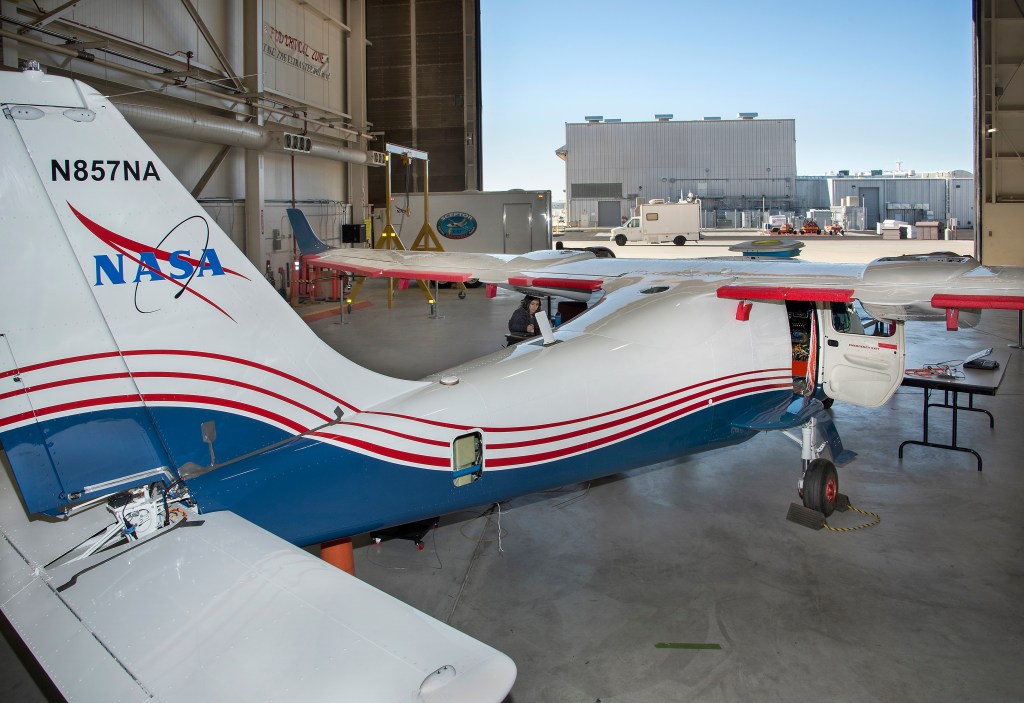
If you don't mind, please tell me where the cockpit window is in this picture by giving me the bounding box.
[830,301,895,337]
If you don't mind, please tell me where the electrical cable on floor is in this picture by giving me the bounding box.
[551,482,592,510]
[823,501,881,532]
[458,504,508,544]
[446,502,505,625]
[496,502,503,553]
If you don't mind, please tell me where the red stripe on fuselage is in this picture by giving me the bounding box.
[0,394,142,428]
[485,382,790,467]
[486,376,789,449]
[0,349,357,413]
[363,367,792,433]
[310,430,449,466]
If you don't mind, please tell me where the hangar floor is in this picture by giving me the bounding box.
[3,245,1024,702]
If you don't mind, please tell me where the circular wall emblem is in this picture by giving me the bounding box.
[436,211,477,239]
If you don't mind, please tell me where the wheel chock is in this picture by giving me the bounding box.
[787,495,878,532]
[786,503,825,530]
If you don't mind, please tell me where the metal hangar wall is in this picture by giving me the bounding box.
[563,115,797,228]
[0,0,383,285]
[975,0,1024,265]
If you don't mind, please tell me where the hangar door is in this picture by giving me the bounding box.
[597,201,621,227]
[860,187,881,229]
[503,203,531,253]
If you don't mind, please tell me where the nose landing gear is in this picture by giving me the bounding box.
[783,418,880,531]
[783,414,854,530]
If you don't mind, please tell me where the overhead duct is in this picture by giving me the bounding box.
[114,103,372,165]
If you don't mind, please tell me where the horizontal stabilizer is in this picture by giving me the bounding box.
[0,471,516,703]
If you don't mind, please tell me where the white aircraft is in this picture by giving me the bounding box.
[2,66,1023,702]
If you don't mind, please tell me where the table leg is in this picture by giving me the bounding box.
[899,386,983,470]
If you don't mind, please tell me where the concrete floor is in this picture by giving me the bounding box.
[3,240,1023,702]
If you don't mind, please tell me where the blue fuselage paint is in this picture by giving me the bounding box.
[1,390,792,544]
[173,391,790,545]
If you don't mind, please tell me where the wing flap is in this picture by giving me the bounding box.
[304,256,475,283]
[507,276,604,291]
[379,268,473,283]
[1,470,515,703]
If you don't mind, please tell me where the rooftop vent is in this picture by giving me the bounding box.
[737,112,758,120]
[584,115,603,123]
[655,114,673,121]
[703,116,721,121]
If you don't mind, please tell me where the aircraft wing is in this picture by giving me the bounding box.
[0,466,515,703]
[713,253,1024,325]
[312,248,1024,320]
[306,247,613,300]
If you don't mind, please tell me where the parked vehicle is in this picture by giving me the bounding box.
[765,214,788,232]
[610,197,702,246]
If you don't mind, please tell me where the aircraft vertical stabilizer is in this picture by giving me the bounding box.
[0,67,425,516]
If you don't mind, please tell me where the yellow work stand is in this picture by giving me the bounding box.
[346,145,464,310]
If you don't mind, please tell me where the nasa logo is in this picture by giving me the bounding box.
[69,203,249,321]
[436,211,477,239]
[93,249,226,285]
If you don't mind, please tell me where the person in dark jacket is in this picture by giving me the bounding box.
[508,295,541,336]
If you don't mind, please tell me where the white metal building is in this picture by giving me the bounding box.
[561,114,797,227]
[560,114,974,231]
[825,170,974,230]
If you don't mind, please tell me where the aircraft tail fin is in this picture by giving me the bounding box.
[0,67,422,517]
[288,207,334,255]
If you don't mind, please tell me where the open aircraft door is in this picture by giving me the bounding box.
[818,301,905,408]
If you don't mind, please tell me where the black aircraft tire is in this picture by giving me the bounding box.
[614,234,628,246]
[673,235,686,246]
[802,458,839,516]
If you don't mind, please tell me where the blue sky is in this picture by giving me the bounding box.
[480,0,973,200]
